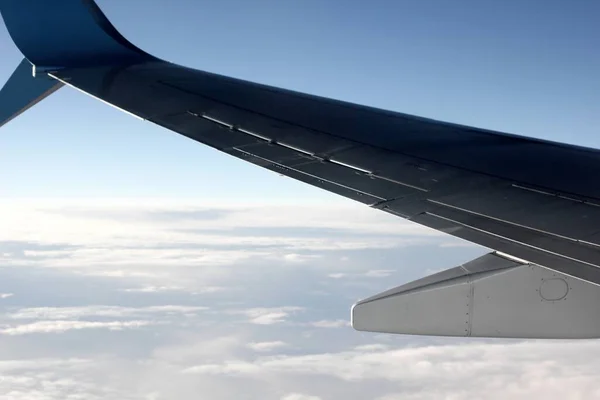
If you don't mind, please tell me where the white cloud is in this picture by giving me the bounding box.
[0,293,13,299]
[6,199,597,399]
[364,270,394,278]
[0,200,442,274]
[81,269,166,278]
[0,358,91,372]
[122,285,224,294]
[0,357,142,400]
[247,341,289,352]
[438,241,478,248]
[193,286,226,294]
[7,305,208,320]
[354,344,389,352]
[281,394,322,400]
[232,307,304,325]
[182,362,261,375]
[182,340,600,398]
[283,254,322,263]
[327,270,396,280]
[122,286,184,293]
[152,335,242,364]
[0,320,152,335]
[308,320,349,328]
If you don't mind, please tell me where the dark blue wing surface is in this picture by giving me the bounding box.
[0,0,153,67]
[0,58,62,128]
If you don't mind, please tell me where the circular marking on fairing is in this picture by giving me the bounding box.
[539,278,569,301]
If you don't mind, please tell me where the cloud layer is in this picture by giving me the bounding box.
[0,200,591,399]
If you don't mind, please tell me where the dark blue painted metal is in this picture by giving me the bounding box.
[0,0,154,68]
[0,58,63,128]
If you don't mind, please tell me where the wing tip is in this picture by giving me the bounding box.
[0,59,63,128]
[0,0,155,68]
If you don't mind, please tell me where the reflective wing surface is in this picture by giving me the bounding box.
[2,0,600,338]
[47,62,600,284]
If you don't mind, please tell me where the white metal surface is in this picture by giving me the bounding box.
[352,252,600,338]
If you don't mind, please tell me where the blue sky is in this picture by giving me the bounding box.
[2,1,600,399]
[1,0,599,198]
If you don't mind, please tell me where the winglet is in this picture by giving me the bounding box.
[0,0,156,127]
[0,59,63,128]
[0,0,155,69]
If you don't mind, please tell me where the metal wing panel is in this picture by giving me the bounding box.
[0,59,63,128]
[410,212,600,286]
[231,143,419,201]
[0,0,153,67]
[431,184,600,243]
[46,61,600,276]
[139,64,600,200]
[235,152,383,205]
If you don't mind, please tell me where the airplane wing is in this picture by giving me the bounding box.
[2,0,600,339]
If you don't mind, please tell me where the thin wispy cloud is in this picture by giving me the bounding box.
[121,285,225,294]
[231,307,305,325]
[282,253,322,263]
[0,201,443,272]
[122,285,184,293]
[307,320,349,328]
[7,305,208,320]
[0,320,152,335]
[364,270,394,278]
[247,341,289,352]
[181,340,600,398]
[326,270,395,280]
[281,394,322,400]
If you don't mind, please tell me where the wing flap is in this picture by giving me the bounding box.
[426,203,600,268]
[236,152,383,205]
[232,143,420,201]
[330,145,452,192]
[432,183,600,243]
[411,212,600,285]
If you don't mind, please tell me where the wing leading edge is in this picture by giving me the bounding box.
[2,0,600,338]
